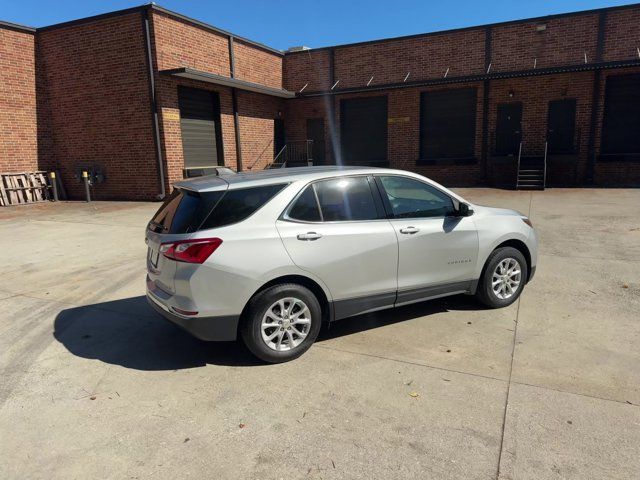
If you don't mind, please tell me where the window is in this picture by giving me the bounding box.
[379,176,455,218]
[601,74,640,155]
[149,188,225,234]
[420,88,477,160]
[314,177,379,221]
[201,184,287,229]
[287,185,322,222]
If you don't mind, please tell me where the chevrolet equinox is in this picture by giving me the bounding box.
[146,167,538,363]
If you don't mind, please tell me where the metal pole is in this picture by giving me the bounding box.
[50,172,58,201]
[82,171,91,202]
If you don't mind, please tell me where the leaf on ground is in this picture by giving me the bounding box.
[409,392,419,398]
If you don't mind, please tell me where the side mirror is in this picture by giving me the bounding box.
[458,202,474,217]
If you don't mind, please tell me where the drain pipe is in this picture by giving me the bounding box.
[142,8,166,199]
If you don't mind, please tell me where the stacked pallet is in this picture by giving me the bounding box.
[0,172,51,206]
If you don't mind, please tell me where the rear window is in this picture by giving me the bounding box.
[149,189,224,234]
[149,184,286,234]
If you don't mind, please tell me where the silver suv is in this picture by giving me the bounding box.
[146,167,538,363]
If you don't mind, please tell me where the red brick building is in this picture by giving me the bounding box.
[1,3,639,199]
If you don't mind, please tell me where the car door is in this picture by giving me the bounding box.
[276,175,398,320]
[375,175,479,306]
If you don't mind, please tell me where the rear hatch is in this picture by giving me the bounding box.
[146,184,227,293]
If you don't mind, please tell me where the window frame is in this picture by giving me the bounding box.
[281,175,386,224]
[373,174,458,220]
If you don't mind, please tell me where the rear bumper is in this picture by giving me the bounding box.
[146,280,239,341]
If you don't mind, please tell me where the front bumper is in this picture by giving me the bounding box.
[146,280,239,341]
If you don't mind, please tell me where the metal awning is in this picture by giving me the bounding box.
[161,67,296,99]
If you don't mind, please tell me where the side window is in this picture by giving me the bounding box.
[379,176,455,218]
[287,185,322,222]
[314,177,379,221]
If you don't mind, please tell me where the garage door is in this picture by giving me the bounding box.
[340,96,388,166]
[178,86,224,169]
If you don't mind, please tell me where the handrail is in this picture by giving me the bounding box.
[516,141,522,188]
[246,139,274,170]
[543,140,548,189]
[266,140,314,169]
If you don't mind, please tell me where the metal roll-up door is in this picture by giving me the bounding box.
[178,86,224,170]
[340,96,388,166]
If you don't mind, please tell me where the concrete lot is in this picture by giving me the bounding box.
[0,189,638,479]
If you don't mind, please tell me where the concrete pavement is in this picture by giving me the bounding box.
[0,190,638,479]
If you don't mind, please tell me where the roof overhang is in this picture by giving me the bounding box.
[161,67,296,99]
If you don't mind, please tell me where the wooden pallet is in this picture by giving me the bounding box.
[0,171,51,206]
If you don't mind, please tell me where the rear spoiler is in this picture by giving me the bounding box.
[173,175,229,193]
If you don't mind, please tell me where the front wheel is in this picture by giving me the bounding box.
[240,283,322,363]
[476,247,528,308]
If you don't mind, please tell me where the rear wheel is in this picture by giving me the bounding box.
[476,247,528,308]
[240,283,322,363]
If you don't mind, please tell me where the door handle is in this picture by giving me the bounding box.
[297,232,323,241]
[399,226,419,234]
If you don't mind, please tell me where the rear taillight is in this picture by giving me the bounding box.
[161,238,222,264]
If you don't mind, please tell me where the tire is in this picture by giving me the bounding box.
[240,283,322,363]
[475,247,528,308]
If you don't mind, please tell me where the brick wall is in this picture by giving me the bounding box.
[152,11,231,76]
[37,12,158,200]
[0,26,38,173]
[233,40,283,89]
[284,4,640,188]
[149,9,285,187]
[4,3,640,200]
[602,6,640,61]
[283,50,332,93]
[491,14,599,71]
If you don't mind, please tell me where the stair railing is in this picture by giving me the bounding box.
[516,141,523,189]
[543,141,548,189]
[266,140,314,169]
[246,139,274,170]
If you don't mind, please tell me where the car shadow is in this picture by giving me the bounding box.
[53,294,487,371]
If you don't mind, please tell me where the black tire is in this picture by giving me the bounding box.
[240,283,322,363]
[475,247,528,308]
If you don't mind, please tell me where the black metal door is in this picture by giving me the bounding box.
[495,102,522,155]
[547,99,576,154]
[306,118,325,165]
[601,73,640,155]
[274,118,286,157]
[178,86,223,168]
[340,96,388,166]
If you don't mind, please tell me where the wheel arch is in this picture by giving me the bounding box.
[241,274,333,327]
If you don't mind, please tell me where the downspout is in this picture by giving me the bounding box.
[228,36,244,171]
[142,8,166,199]
[586,11,607,185]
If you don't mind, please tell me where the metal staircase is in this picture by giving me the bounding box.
[516,142,547,190]
[266,140,314,169]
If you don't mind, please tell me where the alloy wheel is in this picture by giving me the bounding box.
[261,297,312,351]
[491,257,522,300]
